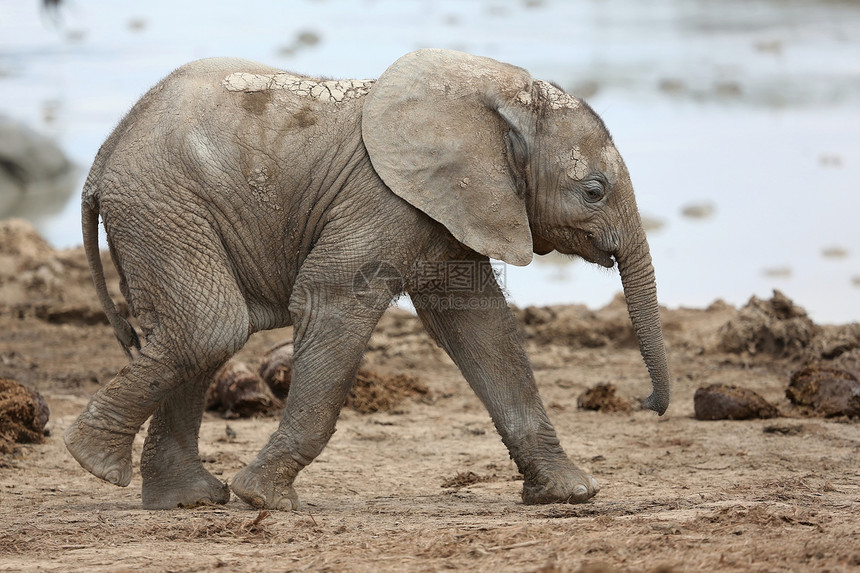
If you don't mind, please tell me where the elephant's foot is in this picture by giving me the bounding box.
[63,415,135,487]
[521,461,600,505]
[140,430,231,509]
[142,468,230,509]
[231,458,300,510]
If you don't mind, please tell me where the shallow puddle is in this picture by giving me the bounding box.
[1,0,858,322]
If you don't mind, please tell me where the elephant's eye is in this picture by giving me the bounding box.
[581,178,606,203]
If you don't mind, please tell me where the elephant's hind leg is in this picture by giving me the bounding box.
[140,373,231,509]
[136,268,250,508]
[63,347,187,488]
[65,302,248,497]
[65,220,251,498]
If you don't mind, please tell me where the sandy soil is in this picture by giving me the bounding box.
[1,218,858,572]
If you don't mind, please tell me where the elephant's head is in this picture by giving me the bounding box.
[362,49,670,414]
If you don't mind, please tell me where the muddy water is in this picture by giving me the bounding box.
[1,0,858,323]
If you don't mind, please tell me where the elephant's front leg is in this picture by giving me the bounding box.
[231,274,390,510]
[412,262,599,504]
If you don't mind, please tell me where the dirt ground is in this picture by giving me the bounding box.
[1,218,858,572]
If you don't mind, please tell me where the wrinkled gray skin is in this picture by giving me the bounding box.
[64,49,671,510]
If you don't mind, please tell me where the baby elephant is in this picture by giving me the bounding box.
[65,49,671,510]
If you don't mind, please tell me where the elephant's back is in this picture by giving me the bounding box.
[173,57,279,75]
[135,58,284,118]
[161,57,284,89]
[86,59,277,181]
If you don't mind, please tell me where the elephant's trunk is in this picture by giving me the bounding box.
[614,231,671,415]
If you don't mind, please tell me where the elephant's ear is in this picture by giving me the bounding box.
[362,49,535,266]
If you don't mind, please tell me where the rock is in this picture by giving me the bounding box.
[206,361,283,419]
[717,290,820,356]
[786,366,860,418]
[258,341,293,400]
[0,377,51,454]
[0,116,75,221]
[694,384,780,420]
[0,116,70,187]
[577,383,631,413]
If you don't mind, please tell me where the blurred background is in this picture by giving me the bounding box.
[1,0,858,323]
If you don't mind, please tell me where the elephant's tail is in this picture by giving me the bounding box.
[82,194,141,359]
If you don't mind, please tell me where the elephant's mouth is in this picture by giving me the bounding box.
[584,249,616,269]
[555,228,616,269]
[579,247,616,269]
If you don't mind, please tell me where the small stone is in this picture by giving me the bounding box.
[694,384,779,420]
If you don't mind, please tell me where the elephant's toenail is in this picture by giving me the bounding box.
[574,485,588,498]
[276,498,294,511]
[104,470,120,485]
[590,477,600,493]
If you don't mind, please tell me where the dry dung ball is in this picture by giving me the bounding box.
[346,370,429,414]
[259,341,293,400]
[515,298,636,349]
[0,377,50,453]
[694,384,779,420]
[206,360,283,419]
[258,340,428,414]
[576,383,631,413]
[787,366,860,418]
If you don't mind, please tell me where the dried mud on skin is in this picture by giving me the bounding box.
[2,220,860,572]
